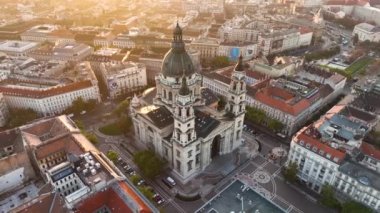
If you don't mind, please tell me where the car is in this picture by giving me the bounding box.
[166,177,176,186]
[153,194,164,205]
[137,179,146,186]
[80,110,86,115]
[162,176,176,188]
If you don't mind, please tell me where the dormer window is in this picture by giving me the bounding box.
[326,154,331,159]
[306,143,311,149]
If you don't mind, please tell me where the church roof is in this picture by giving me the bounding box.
[161,24,195,77]
[195,110,220,138]
[146,106,173,129]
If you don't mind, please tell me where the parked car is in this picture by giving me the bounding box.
[162,177,176,188]
[153,194,164,205]
[137,179,146,186]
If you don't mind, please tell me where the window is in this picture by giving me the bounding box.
[176,150,180,157]
[188,150,192,158]
[176,160,181,172]
[187,160,193,171]
[188,133,191,141]
[196,154,200,165]
[196,144,200,151]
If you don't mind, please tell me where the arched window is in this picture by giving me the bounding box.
[163,89,167,99]
[169,92,173,101]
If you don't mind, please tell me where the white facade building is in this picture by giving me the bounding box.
[352,23,380,43]
[131,25,246,183]
[286,105,380,212]
[0,62,101,116]
[100,62,147,99]
[0,41,39,56]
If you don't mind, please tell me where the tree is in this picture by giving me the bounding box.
[83,132,99,145]
[130,174,142,185]
[341,201,372,213]
[267,118,284,133]
[282,161,298,183]
[113,99,130,116]
[107,150,119,163]
[246,106,266,124]
[7,108,39,128]
[320,185,341,210]
[134,150,165,179]
[138,186,155,201]
[210,56,230,69]
[65,97,97,115]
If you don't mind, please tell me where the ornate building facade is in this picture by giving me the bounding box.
[130,24,247,183]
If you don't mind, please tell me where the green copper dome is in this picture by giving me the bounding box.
[161,23,195,77]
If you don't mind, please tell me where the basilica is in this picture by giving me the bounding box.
[130,24,247,183]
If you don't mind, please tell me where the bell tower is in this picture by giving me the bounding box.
[226,55,246,117]
[173,76,196,146]
[225,55,246,151]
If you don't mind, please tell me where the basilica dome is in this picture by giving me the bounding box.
[161,23,195,77]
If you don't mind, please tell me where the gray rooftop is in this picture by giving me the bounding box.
[339,160,380,191]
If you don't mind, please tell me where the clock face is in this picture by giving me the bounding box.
[109,80,118,90]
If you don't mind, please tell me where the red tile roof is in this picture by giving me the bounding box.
[34,135,83,160]
[254,86,311,116]
[299,27,312,34]
[76,187,132,213]
[295,130,346,163]
[75,181,152,213]
[360,142,380,160]
[0,80,93,99]
[13,192,68,213]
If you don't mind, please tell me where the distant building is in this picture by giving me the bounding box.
[94,31,116,47]
[28,42,93,62]
[139,53,164,84]
[258,28,311,56]
[99,62,147,99]
[113,32,136,49]
[190,37,220,59]
[0,40,39,56]
[218,42,258,61]
[0,61,101,116]
[352,23,380,43]
[250,56,304,77]
[20,24,58,42]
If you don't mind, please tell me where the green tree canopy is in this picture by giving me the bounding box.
[65,97,97,115]
[107,150,119,163]
[7,108,39,128]
[267,118,284,133]
[113,99,130,116]
[320,185,341,210]
[341,201,372,213]
[282,162,298,183]
[210,56,230,69]
[134,150,165,179]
